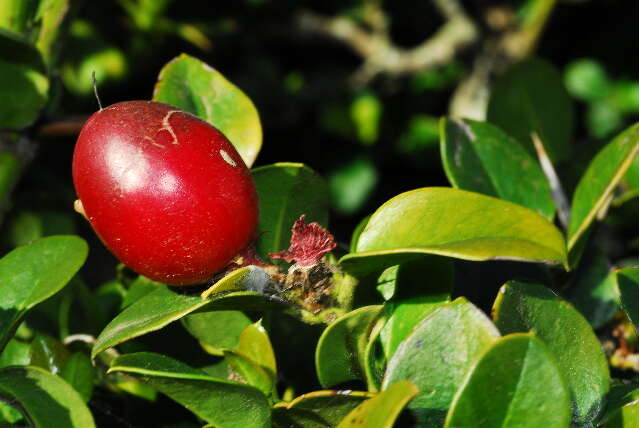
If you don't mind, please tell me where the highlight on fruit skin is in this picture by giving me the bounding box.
[72,100,259,286]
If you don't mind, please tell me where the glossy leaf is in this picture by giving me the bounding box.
[493,281,609,424]
[602,401,639,428]
[273,390,370,428]
[616,268,639,331]
[599,382,639,426]
[0,366,95,428]
[182,310,252,356]
[153,53,262,166]
[0,339,30,368]
[0,236,88,352]
[444,333,571,428]
[252,163,329,259]
[92,267,284,359]
[350,215,370,254]
[238,320,277,380]
[61,353,94,403]
[566,248,619,329]
[0,34,49,129]
[109,352,270,428]
[382,298,500,426]
[29,334,70,375]
[379,256,452,359]
[223,349,274,398]
[568,123,639,250]
[487,58,574,162]
[340,187,567,276]
[440,117,555,218]
[315,305,382,388]
[337,380,418,428]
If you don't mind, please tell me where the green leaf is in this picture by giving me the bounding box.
[182,310,252,356]
[315,305,382,388]
[602,401,639,428]
[223,349,274,398]
[379,256,452,360]
[61,353,94,403]
[0,236,87,352]
[92,266,282,359]
[153,53,262,167]
[568,123,639,251]
[252,163,329,258]
[616,268,639,332]
[566,248,619,329]
[0,366,95,428]
[0,32,49,129]
[444,333,571,428]
[109,352,270,428]
[350,215,370,254]
[329,157,378,215]
[238,320,277,380]
[350,91,382,145]
[337,380,418,428]
[487,58,574,162]
[34,0,69,66]
[0,0,38,34]
[440,117,555,219]
[0,152,20,210]
[493,281,609,424]
[340,187,567,276]
[29,334,70,375]
[382,298,500,426]
[0,339,30,368]
[273,390,370,428]
[564,59,611,102]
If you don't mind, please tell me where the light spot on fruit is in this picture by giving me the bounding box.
[74,199,87,219]
[220,149,237,167]
[160,110,180,145]
[158,172,178,193]
[105,139,150,192]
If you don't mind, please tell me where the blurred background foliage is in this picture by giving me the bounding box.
[2,0,639,279]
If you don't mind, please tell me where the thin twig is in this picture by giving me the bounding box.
[297,0,477,86]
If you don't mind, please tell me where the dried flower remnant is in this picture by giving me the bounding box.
[269,215,337,267]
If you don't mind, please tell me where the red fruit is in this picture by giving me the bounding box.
[72,101,259,285]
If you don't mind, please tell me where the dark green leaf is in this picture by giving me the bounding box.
[602,401,639,427]
[61,353,94,403]
[153,53,262,167]
[252,163,329,259]
[487,58,574,162]
[440,117,555,219]
[337,380,418,428]
[493,281,609,424]
[273,390,370,428]
[182,310,252,356]
[315,306,382,388]
[0,40,48,128]
[566,248,619,329]
[340,187,567,276]
[444,333,571,428]
[0,366,95,427]
[29,334,70,375]
[0,152,20,211]
[568,123,639,251]
[92,267,283,359]
[617,268,639,332]
[0,236,88,352]
[382,298,500,426]
[109,352,270,428]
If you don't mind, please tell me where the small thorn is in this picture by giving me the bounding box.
[92,71,103,111]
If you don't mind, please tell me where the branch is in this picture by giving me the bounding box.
[297,0,478,86]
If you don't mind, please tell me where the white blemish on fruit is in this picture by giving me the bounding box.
[105,138,150,192]
[160,110,180,145]
[143,135,165,149]
[220,149,237,167]
[158,172,178,193]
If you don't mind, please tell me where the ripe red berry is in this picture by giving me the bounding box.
[72,101,259,285]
